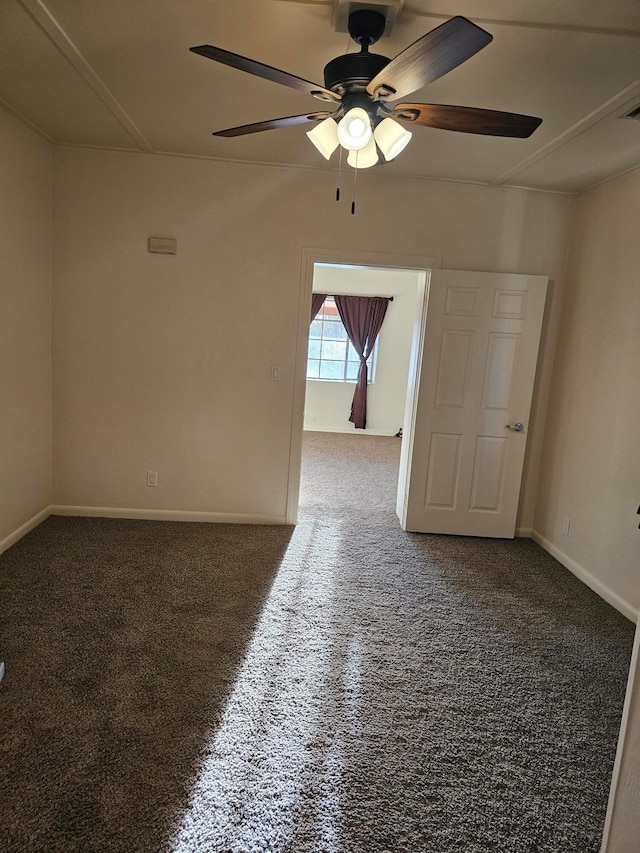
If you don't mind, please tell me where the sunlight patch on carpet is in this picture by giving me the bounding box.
[168,519,350,851]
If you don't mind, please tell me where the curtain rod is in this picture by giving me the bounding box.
[317,292,394,301]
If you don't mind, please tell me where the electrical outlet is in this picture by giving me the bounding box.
[147,471,158,487]
[562,517,571,535]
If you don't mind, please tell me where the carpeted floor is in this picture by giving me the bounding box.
[0,431,634,853]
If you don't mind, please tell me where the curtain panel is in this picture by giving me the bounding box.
[310,293,327,324]
[334,295,390,430]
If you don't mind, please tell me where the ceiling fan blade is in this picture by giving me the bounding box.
[190,45,341,103]
[213,112,334,138]
[392,103,542,138]
[367,16,492,101]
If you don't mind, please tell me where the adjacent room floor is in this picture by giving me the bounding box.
[0,431,634,852]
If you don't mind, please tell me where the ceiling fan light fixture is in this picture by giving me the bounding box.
[306,117,339,159]
[347,136,379,169]
[337,107,373,151]
[374,117,413,161]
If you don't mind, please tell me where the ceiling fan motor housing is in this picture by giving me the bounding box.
[324,10,390,95]
[323,50,390,94]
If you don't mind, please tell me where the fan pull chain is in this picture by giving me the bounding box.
[351,152,358,215]
[338,27,352,202]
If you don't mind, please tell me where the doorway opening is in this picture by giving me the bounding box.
[300,262,424,518]
[288,248,440,525]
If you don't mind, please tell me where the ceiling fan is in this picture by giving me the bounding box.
[190,9,542,169]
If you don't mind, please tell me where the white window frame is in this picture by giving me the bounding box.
[307,296,378,383]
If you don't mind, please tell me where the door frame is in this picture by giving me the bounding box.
[286,246,441,524]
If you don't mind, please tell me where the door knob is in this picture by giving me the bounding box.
[506,422,525,432]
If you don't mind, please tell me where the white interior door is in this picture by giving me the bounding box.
[399,269,548,538]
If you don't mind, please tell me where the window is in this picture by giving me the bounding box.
[307,296,377,382]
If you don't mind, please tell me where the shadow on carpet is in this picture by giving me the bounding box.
[0,516,292,853]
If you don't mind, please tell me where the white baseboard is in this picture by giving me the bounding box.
[531,529,638,623]
[515,526,532,538]
[304,427,399,437]
[0,507,51,557]
[50,505,288,526]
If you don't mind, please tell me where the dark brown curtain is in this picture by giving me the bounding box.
[334,295,389,430]
[310,293,327,324]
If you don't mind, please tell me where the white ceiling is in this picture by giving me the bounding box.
[2,0,640,192]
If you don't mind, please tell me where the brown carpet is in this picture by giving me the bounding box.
[0,431,634,852]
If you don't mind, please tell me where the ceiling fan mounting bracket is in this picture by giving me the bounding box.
[372,84,396,101]
[394,108,419,121]
[310,90,340,102]
[348,9,386,47]
[332,1,404,37]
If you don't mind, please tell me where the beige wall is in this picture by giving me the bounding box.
[533,172,640,850]
[51,146,571,526]
[534,170,640,617]
[305,265,422,435]
[0,110,52,548]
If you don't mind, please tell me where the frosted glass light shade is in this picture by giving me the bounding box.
[374,117,413,161]
[337,107,372,151]
[306,117,339,159]
[346,136,379,169]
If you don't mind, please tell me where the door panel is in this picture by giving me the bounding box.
[400,270,547,538]
[434,330,473,408]
[424,433,462,508]
[469,435,507,511]
[482,333,520,411]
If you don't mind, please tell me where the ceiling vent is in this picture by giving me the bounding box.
[333,0,404,36]
[622,105,640,121]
